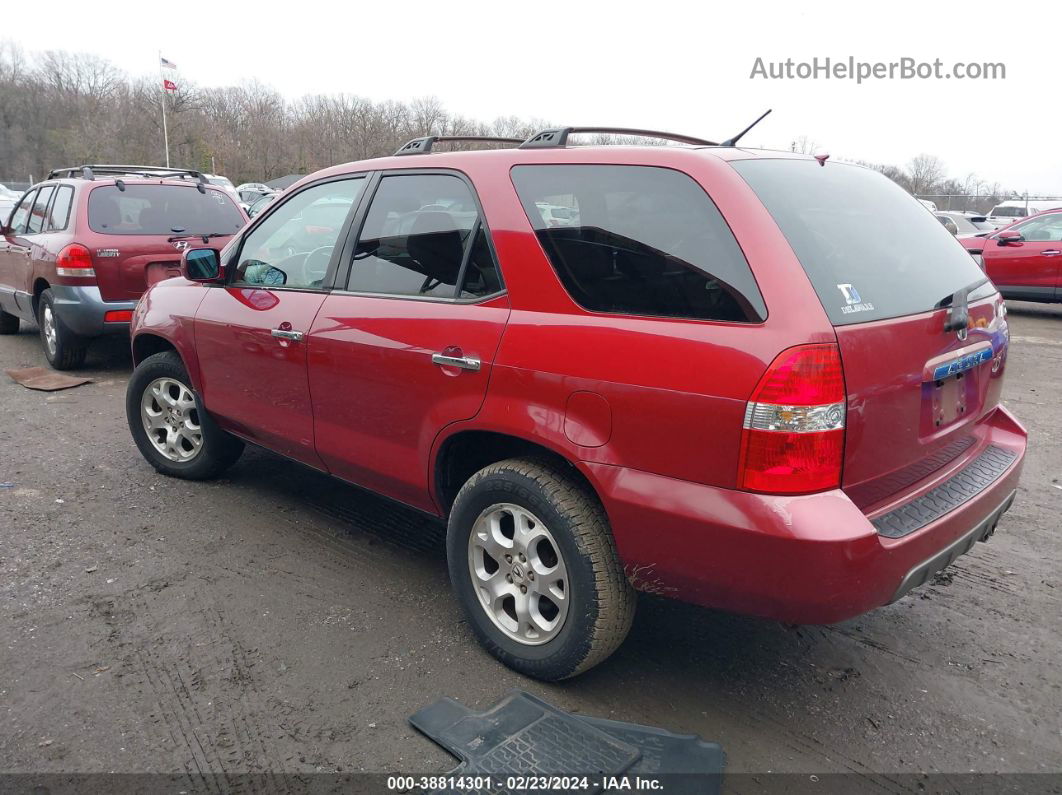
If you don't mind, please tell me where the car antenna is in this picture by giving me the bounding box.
[720,109,772,147]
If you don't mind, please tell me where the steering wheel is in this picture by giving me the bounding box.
[302,245,334,284]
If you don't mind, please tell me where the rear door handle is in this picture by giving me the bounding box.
[1040,249,1061,256]
[271,328,304,342]
[432,352,481,371]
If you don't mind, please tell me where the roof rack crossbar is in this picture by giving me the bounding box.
[520,127,718,149]
[46,165,205,181]
[394,136,525,156]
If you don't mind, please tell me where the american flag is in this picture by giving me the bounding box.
[160,56,177,70]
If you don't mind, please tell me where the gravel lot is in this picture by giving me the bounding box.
[1,303,1060,791]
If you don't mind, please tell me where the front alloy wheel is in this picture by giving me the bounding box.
[126,351,243,480]
[140,377,203,463]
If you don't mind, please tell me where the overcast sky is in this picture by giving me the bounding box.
[11,0,1062,194]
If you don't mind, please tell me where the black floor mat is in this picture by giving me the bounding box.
[410,690,724,795]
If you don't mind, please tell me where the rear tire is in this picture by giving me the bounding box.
[126,351,244,480]
[37,289,87,370]
[447,457,636,681]
[0,309,19,334]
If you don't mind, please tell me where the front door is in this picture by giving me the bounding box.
[0,188,39,317]
[307,172,510,512]
[195,175,368,467]
[983,212,1062,299]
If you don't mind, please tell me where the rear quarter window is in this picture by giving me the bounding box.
[511,164,767,323]
[88,184,245,236]
[733,159,986,325]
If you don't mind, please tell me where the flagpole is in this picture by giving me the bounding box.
[159,51,171,168]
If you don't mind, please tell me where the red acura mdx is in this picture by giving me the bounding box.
[124,129,1026,680]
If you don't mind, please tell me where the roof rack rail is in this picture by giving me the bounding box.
[47,165,205,181]
[394,136,525,156]
[520,127,718,149]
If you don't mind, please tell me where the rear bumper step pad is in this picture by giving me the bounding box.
[872,445,1017,540]
[889,490,1016,603]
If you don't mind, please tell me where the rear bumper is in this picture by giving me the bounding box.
[583,406,1027,624]
[50,285,137,337]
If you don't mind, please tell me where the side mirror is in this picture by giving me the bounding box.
[181,248,224,282]
[997,230,1023,246]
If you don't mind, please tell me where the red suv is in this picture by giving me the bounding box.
[123,130,1026,680]
[0,166,245,368]
[963,209,1062,303]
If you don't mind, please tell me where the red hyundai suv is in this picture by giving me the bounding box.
[123,129,1026,680]
[0,166,245,368]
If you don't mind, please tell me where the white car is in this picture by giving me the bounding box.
[236,182,273,203]
[987,200,1062,228]
[0,184,21,225]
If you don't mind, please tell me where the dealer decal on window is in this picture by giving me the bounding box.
[837,283,875,315]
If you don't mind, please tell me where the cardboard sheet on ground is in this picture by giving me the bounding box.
[5,367,92,391]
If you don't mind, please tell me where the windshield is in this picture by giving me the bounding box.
[88,184,245,236]
[733,159,986,326]
[991,206,1027,217]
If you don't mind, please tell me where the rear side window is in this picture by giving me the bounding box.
[88,184,244,236]
[733,159,987,326]
[26,186,55,234]
[511,165,766,323]
[347,174,503,299]
[47,186,74,231]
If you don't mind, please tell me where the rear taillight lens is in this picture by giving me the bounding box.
[104,310,133,323]
[56,244,96,279]
[738,343,846,494]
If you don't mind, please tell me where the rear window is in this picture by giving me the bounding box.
[991,206,1027,218]
[511,165,766,323]
[88,184,244,236]
[733,159,986,325]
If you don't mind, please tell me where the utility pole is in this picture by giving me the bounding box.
[159,52,171,168]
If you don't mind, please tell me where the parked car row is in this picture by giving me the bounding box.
[104,130,1025,680]
[0,165,246,368]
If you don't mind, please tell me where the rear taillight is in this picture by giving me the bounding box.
[104,310,133,323]
[738,343,846,494]
[56,244,96,279]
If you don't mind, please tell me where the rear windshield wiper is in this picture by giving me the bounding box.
[936,277,989,333]
[167,232,231,244]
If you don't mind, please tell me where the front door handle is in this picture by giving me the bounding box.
[432,352,481,371]
[1040,249,1061,256]
[271,328,304,342]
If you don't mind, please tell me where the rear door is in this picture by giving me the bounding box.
[195,175,368,467]
[734,158,1008,509]
[307,171,510,512]
[85,183,245,300]
[980,213,1062,299]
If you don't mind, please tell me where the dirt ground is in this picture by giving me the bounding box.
[1,303,1060,792]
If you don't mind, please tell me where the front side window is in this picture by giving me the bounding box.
[88,184,244,236]
[347,173,502,299]
[511,165,766,322]
[7,189,36,234]
[234,177,365,289]
[26,186,55,235]
[47,186,74,231]
[1011,213,1062,242]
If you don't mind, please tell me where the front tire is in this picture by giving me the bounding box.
[126,351,244,480]
[38,289,87,369]
[447,458,636,681]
